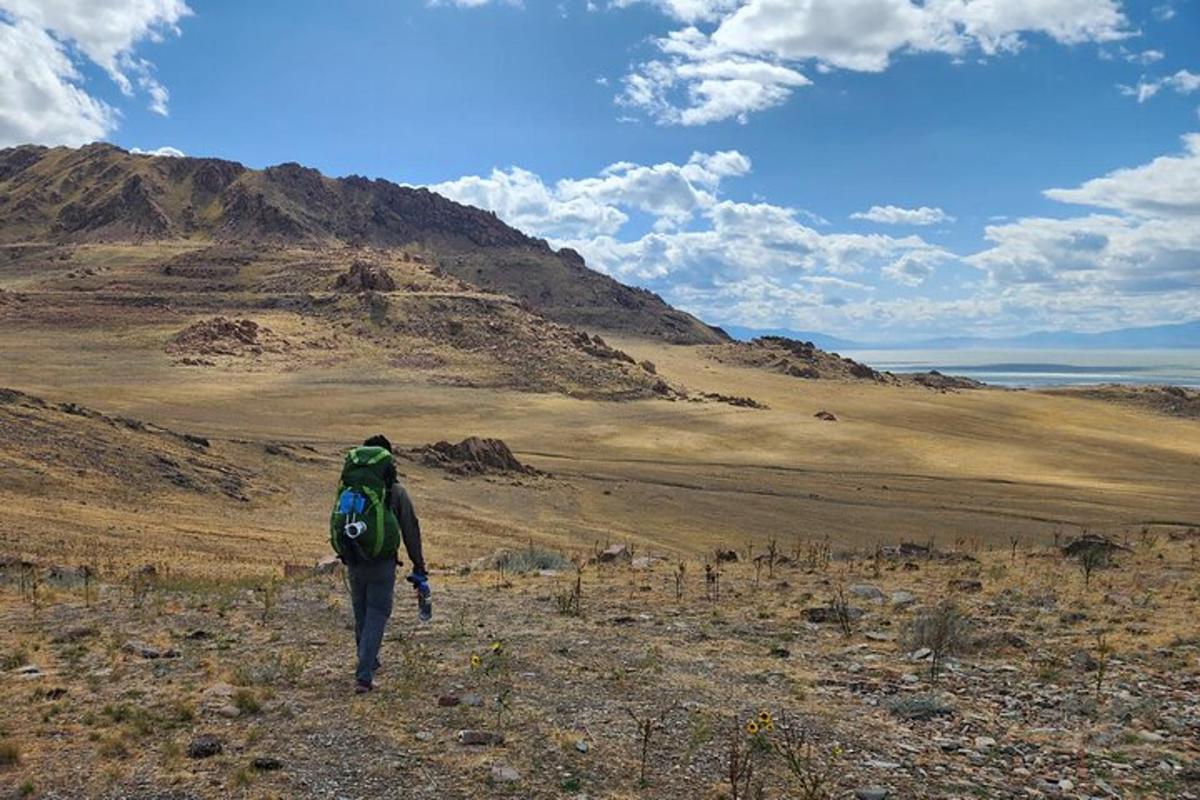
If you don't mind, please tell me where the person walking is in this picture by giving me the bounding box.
[329,434,429,693]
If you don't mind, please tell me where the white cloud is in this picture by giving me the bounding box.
[851,204,955,226]
[1119,70,1200,104]
[619,0,1131,125]
[0,0,189,146]
[1043,133,1200,218]
[969,134,1200,297]
[429,150,751,237]
[610,0,739,24]
[429,136,1200,338]
[130,145,184,157]
[1,0,190,113]
[0,19,116,146]
[428,151,948,325]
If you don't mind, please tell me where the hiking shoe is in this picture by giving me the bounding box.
[354,680,375,694]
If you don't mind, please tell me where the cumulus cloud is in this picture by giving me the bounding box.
[0,19,116,146]
[429,137,1199,338]
[428,150,948,331]
[1043,133,1200,218]
[1119,69,1200,103]
[0,0,190,146]
[851,205,955,226]
[619,0,1131,125]
[969,133,1200,297]
[429,150,751,238]
[130,145,184,157]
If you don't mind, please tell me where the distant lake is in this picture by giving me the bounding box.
[841,349,1200,388]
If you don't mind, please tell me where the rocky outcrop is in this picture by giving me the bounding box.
[334,260,396,292]
[412,437,541,477]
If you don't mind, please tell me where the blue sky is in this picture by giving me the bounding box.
[1,0,1198,340]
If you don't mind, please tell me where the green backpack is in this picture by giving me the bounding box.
[329,446,401,563]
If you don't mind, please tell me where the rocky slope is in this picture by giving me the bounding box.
[0,143,725,344]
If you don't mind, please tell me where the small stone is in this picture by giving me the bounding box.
[911,647,933,661]
[975,736,996,750]
[890,590,916,609]
[121,640,177,659]
[575,739,589,753]
[314,555,341,575]
[51,625,98,644]
[855,787,890,800]
[848,584,885,601]
[252,757,282,771]
[598,544,631,563]
[216,704,241,718]
[948,579,983,593]
[490,764,521,782]
[415,731,434,742]
[462,693,484,707]
[437,694,461,707]
[458,730,505,746]
[187,735,223,759]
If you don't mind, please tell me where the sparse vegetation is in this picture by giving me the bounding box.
[906,601,970,683]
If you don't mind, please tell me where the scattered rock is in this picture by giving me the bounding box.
[598,544,631,563]
[848,584,885,602]
[187,735,223,759]
[1069,649,1100,672]
[121,640,178,659]
[803,605,864,624]
[575,739,589,753]
[948,579,983,593]
[462,693,484,707]
[251,757,282,771]
[51,625,98,644]
[438,694,461,707]
[814,410,838,421]
[715,549,739,563]
[490,764,521,782]
[855,787,890,800]
[890,590,916,609]
[458,730,505,746]
[314,555,341,575]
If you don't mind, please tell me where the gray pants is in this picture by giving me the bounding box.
[347,558,396,684]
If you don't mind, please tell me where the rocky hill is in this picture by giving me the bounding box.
[705,336,986,389]
[0,143,724,344]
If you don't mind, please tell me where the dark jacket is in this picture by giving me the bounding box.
[387,482,426,576]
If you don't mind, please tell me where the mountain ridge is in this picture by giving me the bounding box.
[0,143,726,345]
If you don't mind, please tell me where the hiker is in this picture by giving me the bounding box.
[330,434,429,693]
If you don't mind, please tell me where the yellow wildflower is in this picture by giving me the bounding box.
[745,720,760,736]
[470,654,481,668]
[758,710,772,725]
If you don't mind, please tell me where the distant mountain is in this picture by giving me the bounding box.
[911,320,1200,350]
[0,143,726,345]
[723,321,1200,351]
[720,324,866,352]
